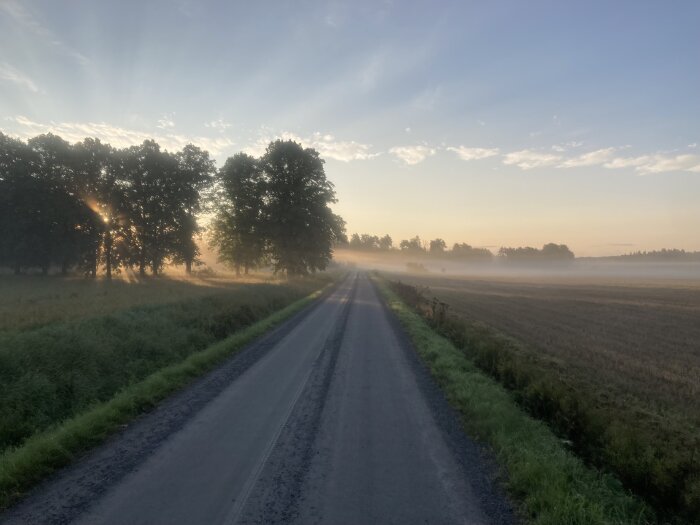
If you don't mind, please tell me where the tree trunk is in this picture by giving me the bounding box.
[104,231,112,279]
[13,263,20,275]
[61,260,68,275]
[235,263,241,277]
[185,259,192,275]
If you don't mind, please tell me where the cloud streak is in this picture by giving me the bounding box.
[503,149,562,170]
[244,130,379,162]
[447,146,499,161]
[0,0,89,66]
[0,62,39,93]
[4,116,235,155]
[389,145,436,165]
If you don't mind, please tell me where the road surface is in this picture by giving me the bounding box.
[1,273,515,525]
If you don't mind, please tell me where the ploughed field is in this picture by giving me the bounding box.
[390,272,700,519]
[399,274,700,417]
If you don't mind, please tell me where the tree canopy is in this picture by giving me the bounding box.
[0,132,216,276]
[210,140,346,276]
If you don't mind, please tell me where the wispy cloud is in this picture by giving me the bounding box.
[389,145,436,165]
[447,146,499,161]
[499,144,700,174]
[605,153,700,174]
[4,116,235,155]
[0,0,89,66]
[0,62,39,93]
[503,149,562,170]
[243,130,379,162]
[156,114,175,129]
[205,118,232,132]
[559,147,616,168]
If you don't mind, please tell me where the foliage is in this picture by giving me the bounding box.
[0,132,216,277]
[399,235,425,253]
[429,238,446,253]
[616,249,700,261]
[210,153,267,274]
[346,233,394,251]
[498,243,574,262]
[0,277,328,454]
[210,140,346,276]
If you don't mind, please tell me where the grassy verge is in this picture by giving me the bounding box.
[373,275,653,525]
[0,279,332,510]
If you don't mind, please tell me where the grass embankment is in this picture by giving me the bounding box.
[386,277,699,523]
[0,274,275,332]
[374,276,653,525]
[0,276,332,510]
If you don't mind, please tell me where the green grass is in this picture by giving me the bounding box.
[0,273,278,332]
[374,275,654,525]
[0,277,332,510]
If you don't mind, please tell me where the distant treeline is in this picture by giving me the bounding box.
[610,249,700,262]
[340,233,574,262]
[0,132,343,277]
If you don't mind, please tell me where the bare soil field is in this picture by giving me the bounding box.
[388,271,700,520]
[398,274,700,418]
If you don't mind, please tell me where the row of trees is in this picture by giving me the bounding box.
[0,132,214,277]
[340,233,574,261]
[614,249,700,261]
[498,243,574,261]
[1,132,345,277]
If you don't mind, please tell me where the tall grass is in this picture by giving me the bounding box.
[0,278,330,454]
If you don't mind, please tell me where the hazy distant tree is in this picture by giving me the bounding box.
[451,242,492,261]
[499,243,574,262]
[210,153,266,275]
[261,140,345,276]
[429,238,446,254]
[349,233,362,249]
[378,234,393,251]
[400,236,424,254]
[541,243,574,260]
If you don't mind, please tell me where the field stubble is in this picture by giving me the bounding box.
[390,272,700,521]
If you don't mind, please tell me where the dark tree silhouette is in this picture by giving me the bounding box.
[261,140,345,276]
[429,238,446,254]
[210,153,267,275]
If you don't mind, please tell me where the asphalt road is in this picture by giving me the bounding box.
[2,273,515,525]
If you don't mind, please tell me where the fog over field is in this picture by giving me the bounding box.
[334,249,700,283]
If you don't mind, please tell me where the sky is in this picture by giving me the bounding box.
[1,0,699,256]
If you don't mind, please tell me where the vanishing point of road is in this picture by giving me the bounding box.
[1,273,516,525]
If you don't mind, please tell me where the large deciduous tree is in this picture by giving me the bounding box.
[210,153,266,275]
[211,140,345,277]
[261,140,345,276]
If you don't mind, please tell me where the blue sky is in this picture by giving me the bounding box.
[1,0,699,255]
